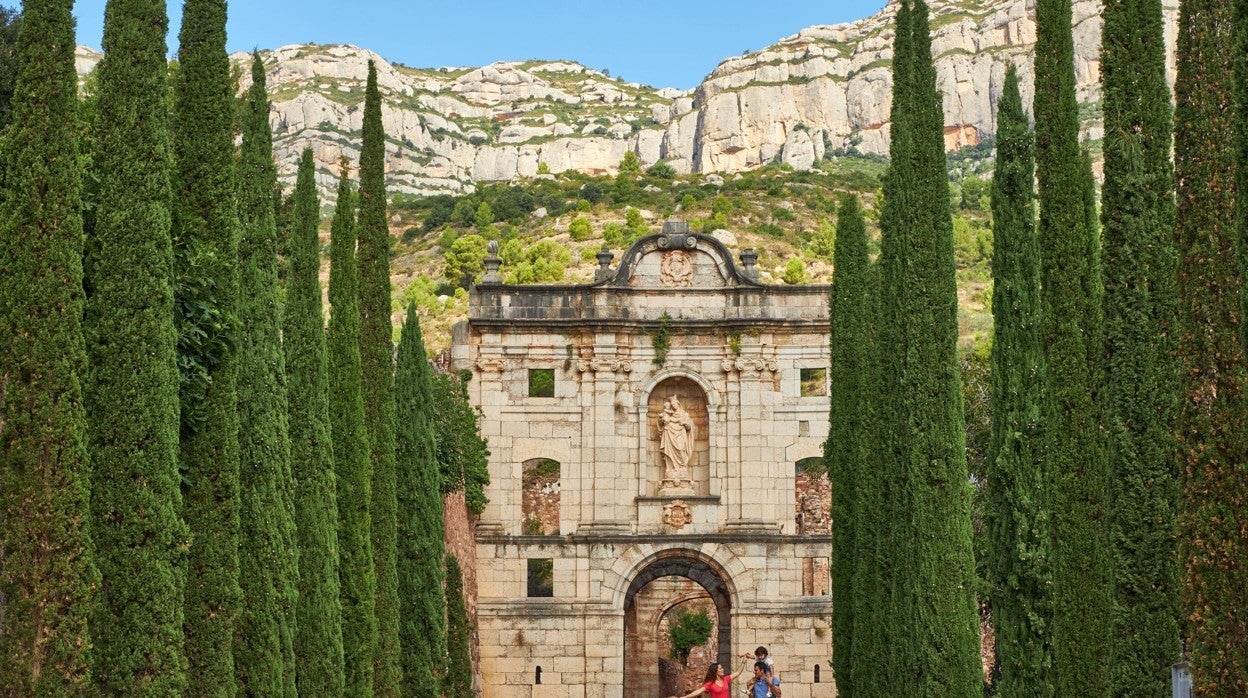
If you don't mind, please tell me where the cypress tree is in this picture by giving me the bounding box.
[827,194,872,697]
[1174,0,1248,692]
[0,0,98,691]
[172,1,243,691]
[444,554,474,698]
[286,150,346,695]
[875,2,982,694]
[395,304,449,693]
[1034,0,1112,692]
[900,4,982,694]
[234,52,298,697]
[357,60,402,696]
[986,65,1052,698]
[848,260,888,698]
[84,0,189,691]
[873,3,917,690]
[1099,0,1181,693]
[327,161,377,697]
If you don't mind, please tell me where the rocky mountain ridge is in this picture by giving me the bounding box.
[76,0,1178,198]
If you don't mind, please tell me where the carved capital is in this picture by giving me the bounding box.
[578,358,633,374]
[475,356,506,373]
[735,357,777,374]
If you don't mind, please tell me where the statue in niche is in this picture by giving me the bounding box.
[659,395,695,491]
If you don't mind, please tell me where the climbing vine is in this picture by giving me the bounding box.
[652,312,672,366]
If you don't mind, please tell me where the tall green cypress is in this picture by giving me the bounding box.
[897,4,981,694]
[1174,0,1248,692]
[234,52,298,697]
[84,0,189,692]
[395,304,449,693]
[1034,0,1112,692]
[873,2,981,694]
[327,161,378,697]
[874,3,917,690]
[986,66,1052,698]
[444,554,474,698]
[827,194,872,697]
[0,0,98,691]
[172,1,242,692]
[357,59,402,696]
[848,260,887,698]
[1100,0,1181,693]
[286,150,346,695]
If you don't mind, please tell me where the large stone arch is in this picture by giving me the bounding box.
[622,550,738,697]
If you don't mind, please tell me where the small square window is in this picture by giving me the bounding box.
[527,558,554,597]
[528,368,555,398]
[800,368,827,397]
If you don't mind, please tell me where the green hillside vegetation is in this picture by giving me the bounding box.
[359,150,995,350]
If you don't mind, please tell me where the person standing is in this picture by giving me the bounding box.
[670,657,751,698]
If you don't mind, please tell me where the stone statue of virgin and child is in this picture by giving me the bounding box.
[658,395,694,492]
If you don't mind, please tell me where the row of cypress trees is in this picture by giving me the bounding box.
[0,1,480,693]
[990,0,1248,694]
[832,0,1248,695]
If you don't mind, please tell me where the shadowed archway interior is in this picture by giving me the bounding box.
[622,554,734,697]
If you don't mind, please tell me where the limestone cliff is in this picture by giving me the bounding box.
[76,0,1178,197]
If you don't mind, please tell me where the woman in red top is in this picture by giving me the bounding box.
[670,656,751,698]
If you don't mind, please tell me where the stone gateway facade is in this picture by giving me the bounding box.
[451,222,836,697]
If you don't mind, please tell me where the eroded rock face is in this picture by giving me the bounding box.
[75,0,1178,198]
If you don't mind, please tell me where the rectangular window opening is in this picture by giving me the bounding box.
[528,368,555,398]
[800,367,828,397]
[527,558,554,597]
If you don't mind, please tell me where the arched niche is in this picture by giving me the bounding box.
[646,376,710,496]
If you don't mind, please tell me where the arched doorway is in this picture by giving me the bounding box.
[622,553,734,698]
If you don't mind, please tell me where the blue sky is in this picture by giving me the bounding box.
[70,1,888,90]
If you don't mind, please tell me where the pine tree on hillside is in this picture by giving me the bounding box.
[171,1,243,692]
[1034,0,1112,692]
[444,554,474,698]
[83,0,189,691]
[0,0,98,691]
[986,65,1052,698]
[327,161,378,697]
[357,60,402,697]
[1099,0,1181,693]
[395,304,449,693]
[234,51,298,697]
[827,194,873,697]
[1174,0,1248,692]
[285,149,346,695]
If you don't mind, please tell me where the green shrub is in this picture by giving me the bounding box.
[568,216,592,241]
[646,160,676,179]
[668,608,713,664]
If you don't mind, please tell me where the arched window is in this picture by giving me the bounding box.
[814,664,821,683]
[535,666,542,684]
